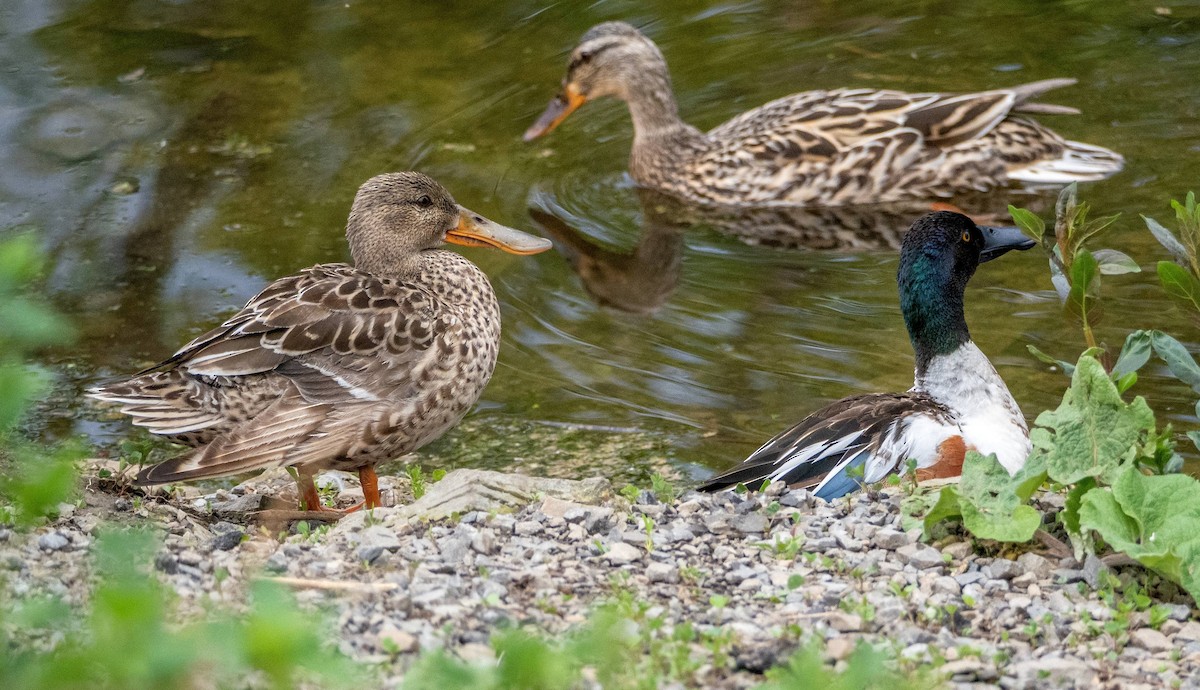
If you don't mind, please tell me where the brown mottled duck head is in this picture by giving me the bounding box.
[524,22,668,141]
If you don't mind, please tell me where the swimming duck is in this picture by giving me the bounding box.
[525,22,1123,207]
[698,211,1034,498]
[89,172,552,512]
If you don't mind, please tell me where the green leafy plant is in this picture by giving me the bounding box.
[0,234,82,527]
[918,451,1044,543]
[758,640,930,690]
[1016,190,1200,458]
[1010,183,1132,353]
[401,596,930,690]
[0,235,74,432]
[649,472,678,503]
[756,532,806,560]
[0,441,82,527]
[912,353,1200,602]
[406,465,447,500]
[0,529,363,689]
[619,483,641,503]
[1145,191,1200,312]
[1079,466,1200,601]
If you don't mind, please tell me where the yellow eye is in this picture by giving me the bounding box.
[962,231,971,242]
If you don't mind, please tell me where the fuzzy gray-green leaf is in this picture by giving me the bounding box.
[1149,330,1200,394]
[1144,214,1191,264]
[1031,355,1156,485]
[1092,248,1141,275]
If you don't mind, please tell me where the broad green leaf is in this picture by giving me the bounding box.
[1144,215,1191,264]
[1092,248,1141,275]
[914,452,1046,541]
[899,480,952,533]
[1112,330,1152,377]
[1157,261,1200,312]
[1012,453,1049,502]
[1113,372,1138,394]
[1007,205,1046,243]
[1078,485,1138,548]
[918,485,964,536]
[956,452,1042,542]
[1061,477,1097,559]
[1079,466,1200,603]
[1031,355,1156,485]
[1069,249,1099,294]
[1149,330,1200,394]
[961,502,1042,543]
[1067,250,1100,325]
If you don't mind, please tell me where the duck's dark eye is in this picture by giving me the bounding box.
[417,195,433,208]
[961,231,971,243]
[570,50,593,70]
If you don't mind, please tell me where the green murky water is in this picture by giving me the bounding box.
[3,1,1199,485]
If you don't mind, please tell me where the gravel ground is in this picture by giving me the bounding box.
[2,465,1198,689]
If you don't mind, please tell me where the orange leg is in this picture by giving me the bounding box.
[295,467,333,512]
[360,466,381,509]
[341,466,382,514]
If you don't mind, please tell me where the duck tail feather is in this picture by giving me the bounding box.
[1009,139,1125,184]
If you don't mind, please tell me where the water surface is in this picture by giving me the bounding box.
[3,1,1199,484]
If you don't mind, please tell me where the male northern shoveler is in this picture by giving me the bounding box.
[699,211,1034,499]
[524,22,1123,207]
[90,172,552,512]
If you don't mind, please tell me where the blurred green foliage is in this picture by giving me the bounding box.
[0,529,363,690]
[0,233,81,527]
[402,593,932,690]
[0,233,74,431]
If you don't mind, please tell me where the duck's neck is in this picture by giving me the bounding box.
[621,64,694,142]
[352,250,419,279]
[899,254,971,378]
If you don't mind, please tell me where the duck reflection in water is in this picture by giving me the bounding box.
[529,189,685,316]
[530,186,1009,315]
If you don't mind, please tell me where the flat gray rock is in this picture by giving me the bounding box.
[393,470,610,522]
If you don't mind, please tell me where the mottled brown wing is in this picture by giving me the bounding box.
[695,89,935,202]
[136,395,332,483]
[902,92,1015,148]
[156,263,461,402]
[133,264,465,482]
[706,90,880,164]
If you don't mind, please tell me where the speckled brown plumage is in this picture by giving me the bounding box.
[89,172,551,510]
[525,22,1124,207]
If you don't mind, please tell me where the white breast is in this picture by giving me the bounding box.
[914,342,1031,474]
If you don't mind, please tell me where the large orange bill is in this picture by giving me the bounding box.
[523,84,587,141]
[446,206,553,255]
